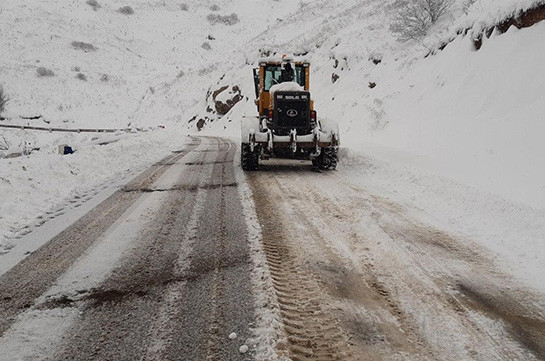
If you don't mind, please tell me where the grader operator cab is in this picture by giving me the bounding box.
[241,57,339,171]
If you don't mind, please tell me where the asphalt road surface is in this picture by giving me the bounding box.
[1,136,544,361]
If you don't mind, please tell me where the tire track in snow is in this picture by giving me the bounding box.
[248,169,354,361]
[274,176,435,360]
[339,179,545,360]
[140,182,210,361]
[162,138,255,361]
[270,163,544,360]
[246,159,545,360]
[299,170,542,360]
[235,155,291,361]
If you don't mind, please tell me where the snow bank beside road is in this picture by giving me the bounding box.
[357,22,545,209]
[339,147,545,292]
[0,128,191,254]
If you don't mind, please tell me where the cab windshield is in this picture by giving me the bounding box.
[264,65,306,91]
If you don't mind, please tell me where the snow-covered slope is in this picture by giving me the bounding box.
[0,0,300,128]
[192,0,545,209]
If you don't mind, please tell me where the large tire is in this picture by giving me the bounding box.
[315,147,338,170]
[241,144,259,171]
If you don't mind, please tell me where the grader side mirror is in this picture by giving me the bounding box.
[253,68,260,100]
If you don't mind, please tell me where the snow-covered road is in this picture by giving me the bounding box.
[0,136,544,361]
[0,137,256,361]
[248,158,545,360]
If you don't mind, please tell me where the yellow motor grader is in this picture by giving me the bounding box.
[241,57,339,170]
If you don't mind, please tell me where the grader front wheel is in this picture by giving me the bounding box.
[314,147,338,170]
[241,144,259,171]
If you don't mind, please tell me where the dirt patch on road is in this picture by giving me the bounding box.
[315,261,426,358]
[122,181,238,193]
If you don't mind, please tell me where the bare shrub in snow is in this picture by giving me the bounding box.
[179,3,188,11]
[390,0,453,41]
[100,74,109,82]
[71,41,97,52]
[177,70,185,78]
[0,135,10,150]
[207,13,239,25]
[210,4,220,11]
[117,6,135,15]
[76,73,88,81]
[390,6,430,41]
[86,0,101,11]
[0,85,9,113]
[423,0,452,23]
[36,67,55,77]
[201,42,212,50]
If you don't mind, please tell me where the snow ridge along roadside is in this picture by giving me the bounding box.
[234,148,290,361]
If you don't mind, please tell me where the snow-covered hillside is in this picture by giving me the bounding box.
[190,0,545,209]
[1,0,544,287]
[0,0,302,128]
